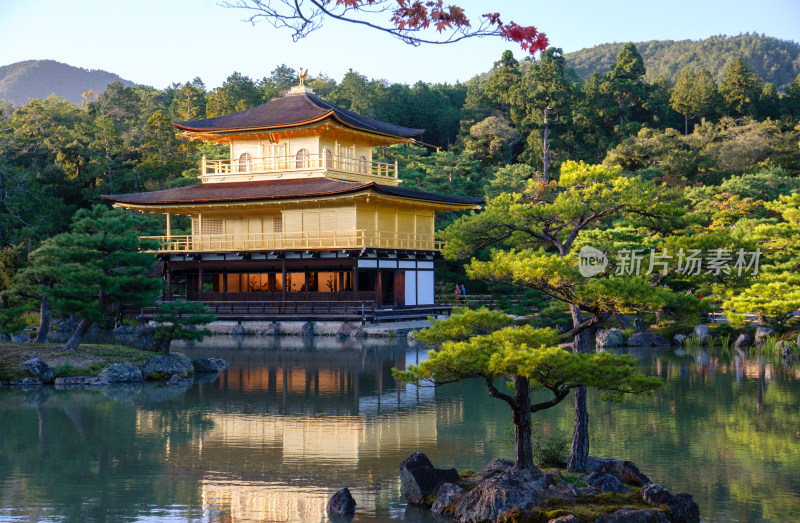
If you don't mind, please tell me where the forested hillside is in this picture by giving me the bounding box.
[0,60,136,106]
[565,34,800,88]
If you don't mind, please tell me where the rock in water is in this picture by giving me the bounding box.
[325,488,356,516]
[693,324,710,344]
[596,508,668,522]
[301,321,315,337]
[167,374,192,386]
[192,358,221,372]
[586,472,629,493]
[262,321,281,336]
[114,325,135,335]
[56,320,77,333]
[231,323,245,336]
[23,358,54,382]
[97,363,144,383]
[596,328,625,349]
[586,457,650,485]
[128,325,157,351]
[398,452,459,504]
[755,326,775,345]
[209,358,228,370]
[640,483,700,522]
[337,322,362,339]
[627,332,670,347]
[732,333,752,350]
[140,355,193,380]
[431,483,463,515]
[673,334,687,346]
[454,467,545,523]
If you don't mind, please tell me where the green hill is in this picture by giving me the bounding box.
[565,34,800,88]
[0,60,136,106]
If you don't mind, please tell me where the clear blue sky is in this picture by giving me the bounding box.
[1,0,798,89]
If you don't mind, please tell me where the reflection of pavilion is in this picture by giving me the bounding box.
[136,342,445,521]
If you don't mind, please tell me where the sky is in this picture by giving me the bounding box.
[1,0,799,89]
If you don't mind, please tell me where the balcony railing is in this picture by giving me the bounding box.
[141,230,445,253]
[202,153,398,180]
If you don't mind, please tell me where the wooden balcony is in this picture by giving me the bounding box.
[141,230,445,253]
[200,153,398,184]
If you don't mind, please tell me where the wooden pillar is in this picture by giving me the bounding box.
[353,266,359,301]
[281,258,287,300]
[197,213,203,251]
[198,265,203,298]
[222,267,228,299]
[375,269,383,308]
[166,212,171,243]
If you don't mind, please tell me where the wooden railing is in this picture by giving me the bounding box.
[141,230,446,253]
[202,153,398,180]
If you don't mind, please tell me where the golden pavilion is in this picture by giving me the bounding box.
[104,82,482,320]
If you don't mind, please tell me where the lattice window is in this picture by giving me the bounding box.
[273,216,283,233]
[193,218,224,236]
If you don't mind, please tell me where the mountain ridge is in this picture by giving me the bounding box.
[0,60,137,106]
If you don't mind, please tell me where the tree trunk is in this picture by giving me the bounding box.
[613,310,634,330]
[512,376,534,469]
[684,114,689,136]
[34,291,50,344]
[542,107,550,183]
[568,386,590,472]
[567,304,590,472]
[63,319,93,351]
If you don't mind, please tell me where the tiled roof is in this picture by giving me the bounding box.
[103,178,484,206]
[173,91,424,138]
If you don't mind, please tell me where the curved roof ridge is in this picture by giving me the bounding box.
[172,90,423,139]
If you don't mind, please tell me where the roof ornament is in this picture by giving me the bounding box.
[289,68,314,94]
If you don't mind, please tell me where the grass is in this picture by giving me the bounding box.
[0,342,156,381]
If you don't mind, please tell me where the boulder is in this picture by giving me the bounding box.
[431,482,463,515]
[56,319,77,333]
[586,457,650,486]
[627,332,670,347]
[23,358,54,382]
[326,487,356,516]
[596,508,668,522]
[337,322,362,339]
[797,332,800,348]
[10,377,43,387]
[114,325,135,335]
[782,343,800,360]
[477,458,515,479]
[539,483,577,502]
[231,323,246,336]
[192,358,222,372]
[301,321,315,337]
[454,467,545,523]
[673,334,687,346]
[261,322,281,336]
[11,333,29,342]
[640,484,699,522]
[633,318,648,331]
[732,333,752,351]
[398,452,460,504]
[128,325,157,351]
[54,376,98,389]
[596,328,625,349]
[166,374,192,386]
[755,326,775,345]
[692,325,710,344]
[586,472,629,493]
[140,355,193,380]
[209,358,228,370]
[98,363,144,383]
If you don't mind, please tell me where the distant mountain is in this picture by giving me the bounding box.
[565,34,800,88]
[0,60,137,106]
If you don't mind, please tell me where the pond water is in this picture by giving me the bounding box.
[1,336,798,522]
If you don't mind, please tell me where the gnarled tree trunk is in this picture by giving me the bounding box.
[512,376,534,469]
[63,319,93,351]
[34,291,50,344]
[568,304,590,472]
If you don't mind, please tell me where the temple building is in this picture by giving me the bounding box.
[105,81,482,321]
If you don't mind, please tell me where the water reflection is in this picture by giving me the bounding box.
[1,338,799,522]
